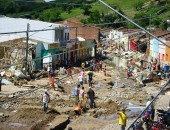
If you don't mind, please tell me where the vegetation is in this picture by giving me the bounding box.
[0,0,169,29]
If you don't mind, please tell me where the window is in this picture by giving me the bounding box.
[64,32,69,41]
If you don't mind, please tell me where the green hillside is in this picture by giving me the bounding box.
[0,0,169,29]
[92,0,150,17]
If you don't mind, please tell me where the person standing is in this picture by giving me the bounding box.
[87,87,95,109]
[117,108,127,130]
[88,71,93,87]
[78,74,83,86]
[73,85,80,103]
[99,60,103,71]
[150,96,155,121]
[67,66,73,79]
[146,96,152,118]
[42,90,50,113]
[0,75,2,92]
[79,86,84,104]
[49,68,55,90]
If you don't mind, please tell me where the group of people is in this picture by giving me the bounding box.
[117,96,155,130]
[73,76,95,116]
[81,60,103,72]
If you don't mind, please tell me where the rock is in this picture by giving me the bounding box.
[87,109,96,114]
[22,84,35,89]
[105,99,112,104]
[0,112,4,117]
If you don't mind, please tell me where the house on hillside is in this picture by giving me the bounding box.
[0,16,70,71]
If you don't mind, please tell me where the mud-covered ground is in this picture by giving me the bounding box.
[1,64,166,130]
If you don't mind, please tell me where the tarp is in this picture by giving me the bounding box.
[14,70,26,78]
[130,39,138,51]
[2,79,15,86]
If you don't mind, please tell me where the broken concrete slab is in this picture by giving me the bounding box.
[43,114,69,130]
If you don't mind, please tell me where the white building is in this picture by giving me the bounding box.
[0,16,70,70]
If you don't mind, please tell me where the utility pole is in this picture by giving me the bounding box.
[25,23,30,75]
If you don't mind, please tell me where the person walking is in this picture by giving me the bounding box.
[87,87,95,109]
[42,90,50,113]
[117,108,127,130]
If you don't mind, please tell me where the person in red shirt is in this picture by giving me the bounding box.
[67,66,73,79]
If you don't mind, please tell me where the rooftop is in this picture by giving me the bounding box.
[0,16,66,43]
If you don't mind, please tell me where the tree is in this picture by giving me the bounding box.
[87,10,102,24]
[0,0,19,14]
[134,1,144,11]
[81,5,91,15]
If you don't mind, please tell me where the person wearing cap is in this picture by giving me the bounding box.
[42,90,50,113]
[87,87,95,109]
[117,108,127,130]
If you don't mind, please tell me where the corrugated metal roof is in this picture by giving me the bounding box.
[0,16,66,43]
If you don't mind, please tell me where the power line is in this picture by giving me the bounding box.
[127,79,170,129]
[15,0,98,6]
[92,15,158,26]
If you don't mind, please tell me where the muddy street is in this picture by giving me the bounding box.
[0,62,169,130]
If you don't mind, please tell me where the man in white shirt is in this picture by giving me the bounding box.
[146,97,152,118]
[78,75,83,86]
[42,90,50,112]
